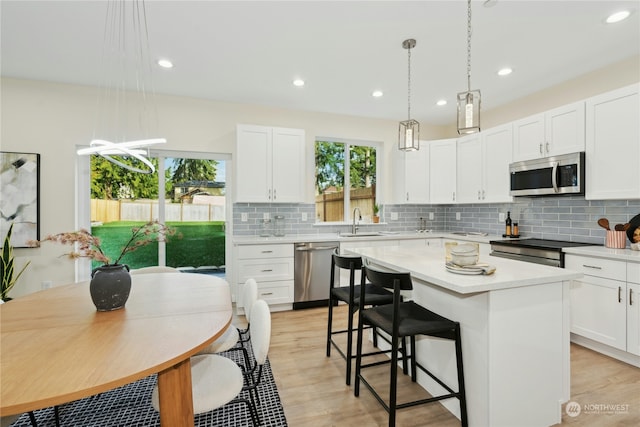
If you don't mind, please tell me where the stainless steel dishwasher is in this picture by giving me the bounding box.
[294,241,340,310]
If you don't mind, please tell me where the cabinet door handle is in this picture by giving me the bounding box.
[261,292,273,296]
[630,288,634,306]
[273,188,277,200]
[452,192,456,201]
[618,286,622,303]
[261,250,273,253]
[406,192,409,201]
[261,269,273,272]
[268,189,272,200]
[478,190,481,200]
[482,189,485,200]
[546,142,550,153]
[582,264,602,270]
[539,143,543,154]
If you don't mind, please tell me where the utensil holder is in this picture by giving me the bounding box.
[605,230,626,249]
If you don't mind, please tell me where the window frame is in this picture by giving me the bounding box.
[314,137,382,223]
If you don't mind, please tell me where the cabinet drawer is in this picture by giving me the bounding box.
[237,258,294,282]
[629,263,640,285]
[257,282,293,305]
[237,244,293,259]
[565,255,626,281]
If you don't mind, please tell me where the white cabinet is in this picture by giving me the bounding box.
[394,143,430,204]
[512,102,585,162]
[566,254,640,361]
[236,243,294,309]
[236,125,305,203]
[429,138,457,203]
[456,125,513,204]
[585,84,640,200]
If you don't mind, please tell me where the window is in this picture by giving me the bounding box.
[315,139,377,222]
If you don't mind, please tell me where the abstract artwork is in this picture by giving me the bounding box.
[0,152,40,247]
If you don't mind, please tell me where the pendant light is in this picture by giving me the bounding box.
[77,0,166,174]
[398,39,419,151]
[457,0,481,134]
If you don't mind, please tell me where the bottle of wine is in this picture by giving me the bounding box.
[505,211,512,236]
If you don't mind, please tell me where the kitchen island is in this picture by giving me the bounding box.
[350,245,582,427]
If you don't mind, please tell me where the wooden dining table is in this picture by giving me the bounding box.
[0,272,232,426]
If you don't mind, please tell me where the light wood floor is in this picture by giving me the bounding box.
[260,305,640,427]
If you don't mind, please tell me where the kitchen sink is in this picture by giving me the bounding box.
[340,232,384,237]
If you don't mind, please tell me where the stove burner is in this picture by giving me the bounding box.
[489,238,595,267]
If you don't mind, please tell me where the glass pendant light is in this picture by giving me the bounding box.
[399,39,419,151]
[457,0,481,134]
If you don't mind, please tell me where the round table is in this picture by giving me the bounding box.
[0,272,232,426]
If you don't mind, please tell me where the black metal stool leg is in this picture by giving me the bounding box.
[326,295,334,357]
[455,325,468,427]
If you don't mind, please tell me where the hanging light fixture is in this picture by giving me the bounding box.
[77,0,166,174]
[398,39,419,151]
[457,0,481,134]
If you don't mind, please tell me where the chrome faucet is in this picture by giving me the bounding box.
[352,207,362,234]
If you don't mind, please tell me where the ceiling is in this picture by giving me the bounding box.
[1,1,639,127]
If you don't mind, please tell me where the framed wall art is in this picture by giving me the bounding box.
[0,151,40,247]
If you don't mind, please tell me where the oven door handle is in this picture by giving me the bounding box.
[551,161,559,193]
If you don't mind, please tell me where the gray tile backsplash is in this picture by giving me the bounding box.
[233,197,639,245]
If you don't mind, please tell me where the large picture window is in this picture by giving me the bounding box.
[315,139,377,223]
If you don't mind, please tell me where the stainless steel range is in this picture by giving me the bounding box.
[490,238,595,267]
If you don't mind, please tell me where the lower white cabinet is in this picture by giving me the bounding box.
[236,243,294,308]
[566,254,640,362]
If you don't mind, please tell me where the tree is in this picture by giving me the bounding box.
[350,146,376,188]
[315,141,344,194]
[170,159,218,184]
[90,155,159,199]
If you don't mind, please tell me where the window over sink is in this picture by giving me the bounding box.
[315,138,379,223]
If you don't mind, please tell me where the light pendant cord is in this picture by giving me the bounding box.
[467,0,472,93]
[407,42,412,120]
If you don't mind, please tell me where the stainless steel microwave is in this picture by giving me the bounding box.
[509,152,585,196]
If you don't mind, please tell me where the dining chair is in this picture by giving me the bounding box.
[129,266,179,275]
[196,278,258,368]
[354,265,468,427]
[151,299,271,426]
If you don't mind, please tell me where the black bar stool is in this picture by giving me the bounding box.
[354,265,468,427]
[326,250,394,385]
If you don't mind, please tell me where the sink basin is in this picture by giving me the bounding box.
[340,232,384,237]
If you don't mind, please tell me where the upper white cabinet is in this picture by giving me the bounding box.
[394,142,430,204]
[585,84,640,200]
[456,124,513,204]
[236,125,305,203]
[429,139,457,204]
[512,102,585,162]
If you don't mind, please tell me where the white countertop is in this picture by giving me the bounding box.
[233,232,500,245]
[563,245,640,263]
[349,245,582,294]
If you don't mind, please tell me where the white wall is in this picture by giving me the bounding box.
[2,53,638,297]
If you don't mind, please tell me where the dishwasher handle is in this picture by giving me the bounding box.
[295,245,339,252]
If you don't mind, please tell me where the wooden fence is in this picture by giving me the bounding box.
[91,198,225,223]
[315,186,375,222]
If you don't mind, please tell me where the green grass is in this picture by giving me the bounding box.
[91,221,225,270]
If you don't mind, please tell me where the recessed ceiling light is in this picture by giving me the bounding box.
[606,10,631,24]
[436,99,447,106]
[157,59,173,69]
[372,90,383,98]
[497,67,513,76]
[293,79,305,87]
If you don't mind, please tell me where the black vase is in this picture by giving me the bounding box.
[90,264,131,311]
